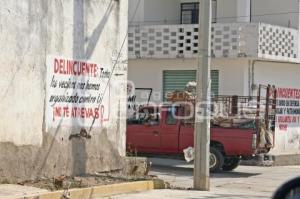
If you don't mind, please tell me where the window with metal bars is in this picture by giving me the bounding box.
[181,1,217,24]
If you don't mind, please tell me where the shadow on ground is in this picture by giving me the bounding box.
[151,166,261,179]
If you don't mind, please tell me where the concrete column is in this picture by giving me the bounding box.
[236,0,251,22]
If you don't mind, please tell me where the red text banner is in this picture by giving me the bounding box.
[46,56,111,128]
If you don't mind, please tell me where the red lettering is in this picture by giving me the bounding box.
[94,64,97,77]
[95,108,99,118]
[279,124,288,131]
[278,88,300,99]
[59,59,64,74]
[81,108,85,118]
[71,107,77,117]
[53,106,62,117]
[54,59,60,73]
[52,58,98,77]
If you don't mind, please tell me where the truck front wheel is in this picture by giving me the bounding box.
[222,157,240,171]
[210,147,224,173]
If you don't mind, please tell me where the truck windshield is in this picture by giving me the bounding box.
[127,107,160,125]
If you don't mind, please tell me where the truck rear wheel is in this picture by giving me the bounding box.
[210,147,224,173]
[222,157,240,171]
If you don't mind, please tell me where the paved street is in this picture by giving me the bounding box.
[107,164,300,199]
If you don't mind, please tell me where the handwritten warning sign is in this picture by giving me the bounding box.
[276,88,300,131]
[46,56,111,128]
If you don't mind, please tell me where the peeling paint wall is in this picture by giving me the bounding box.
[0,0,128,181]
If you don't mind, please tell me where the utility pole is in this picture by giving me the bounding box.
[194,0,211,191]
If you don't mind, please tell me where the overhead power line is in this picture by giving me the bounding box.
[89,0,142,132]
[129,10,300,25]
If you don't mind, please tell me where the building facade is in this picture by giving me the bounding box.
[128,0,300,155]
[0,0,128,181]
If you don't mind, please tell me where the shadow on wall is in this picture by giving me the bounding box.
[0,0,120,182]
[27,0,115,179]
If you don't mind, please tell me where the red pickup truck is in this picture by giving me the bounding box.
[127,85,276,172]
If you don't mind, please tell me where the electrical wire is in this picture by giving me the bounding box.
[129,10,300,26]
[88,0,142,132]
[0,5,299,24]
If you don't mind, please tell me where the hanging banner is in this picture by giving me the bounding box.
[45,56,111,129]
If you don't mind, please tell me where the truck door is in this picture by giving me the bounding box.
[127,107,161,153]
[160,106,180,153]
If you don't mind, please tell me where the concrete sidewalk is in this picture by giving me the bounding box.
[0,184,47,199]
[107,189,270,199]
[0,180,165,199]
[107,165,300,199]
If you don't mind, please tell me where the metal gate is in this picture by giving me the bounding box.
[163,70,219,101]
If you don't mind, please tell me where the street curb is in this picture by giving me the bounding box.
[241,154,300,167]
[12,180,165,199]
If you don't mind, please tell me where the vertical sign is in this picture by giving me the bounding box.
[275,87,300,151]
[46,56,111,129]
[276,88,300,131]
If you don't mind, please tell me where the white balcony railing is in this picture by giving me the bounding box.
[258,23,298,61]
[128,23,298,62]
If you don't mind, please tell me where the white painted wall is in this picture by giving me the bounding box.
[128,58,249,103]
[0,0,128,151]
[129,0,181,25]
[237,0,251,22]
[216,0,238,23]
[129,0,240,24]
[253,62,300,89]
[216,0,299,26]
[251,0,299,29]
[129,0,300,28]
[253,61,300,154]
[129,0,145,25]
[0,0,129,181]
[144,0,181,25]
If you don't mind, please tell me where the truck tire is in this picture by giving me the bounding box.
[210,147,224,173]
[222,157,240,171]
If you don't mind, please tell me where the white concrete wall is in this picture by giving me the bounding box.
[144,0,181,25]
[128,58,249,103]
[253,62,300,89]
[217,0,298,26]
[216,0,238,23]
[0,0,128,180]
[253,61,300,154]
[129,0,145,25]
[129,0,300,28]
[251,0,299,29]
[0,0,127,148]
[129,0,181,25]
[129,0,241,24]
[237,0,251,22]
